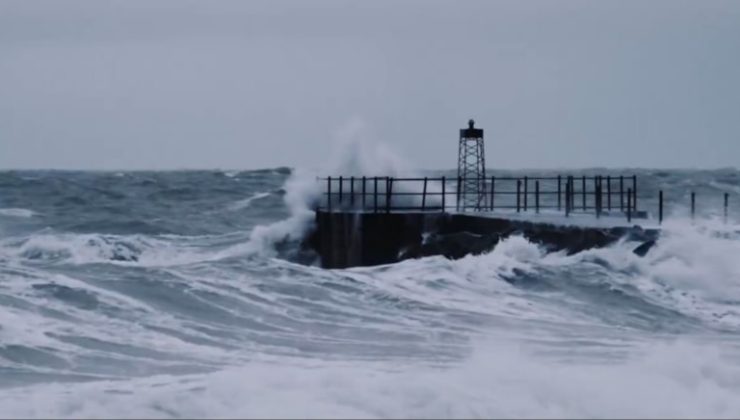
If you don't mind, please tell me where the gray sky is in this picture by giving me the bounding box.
[1,0,739,170]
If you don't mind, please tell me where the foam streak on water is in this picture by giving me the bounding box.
[1,168,740,418]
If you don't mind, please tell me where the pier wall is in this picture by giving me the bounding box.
[307,211,659,269]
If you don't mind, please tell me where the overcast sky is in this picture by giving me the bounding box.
[1,0,739,170]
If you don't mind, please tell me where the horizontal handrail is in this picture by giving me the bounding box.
[315,174,734,224]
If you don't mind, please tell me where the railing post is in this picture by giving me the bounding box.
[627,188,632,223]
[557,175,562,211]
[535,180,540,214]
[516,179,521,213]
[593,176,599,215]
[456,176,462,212]
[490,176,495,211]
[725,193,729,224]
[565,178,571,217]
[362,176,366,208]
[373,176,378,213]
[691,191,696,220]
[386,177,393,213]
[338,176,343,205]
[421,177,428,211]
[659,190,663,225]
[632,175,638,212]
[350,176,355,207]
[620,175,624,211]
[327,176,332,212]
[582,176,587,212]
[442,176,446,211]
[595,180,601,219]
[524,176,528,212]
[607,175,611,211]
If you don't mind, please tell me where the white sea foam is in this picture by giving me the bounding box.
[227,192,271,211]
[0,208,36,218]
[1,338,739,419]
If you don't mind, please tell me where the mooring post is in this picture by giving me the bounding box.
[691,191,696,219]
[327,176,332,212]
[620,175,624,211]
[557,175,562,211]
[441,176,446,211]
[607,175,611,211]
[627,188,632,223]
[386,177,393,213]
[659,190,664,225]
[535,180,540,214]
[350,176,355,207]
[490,176,495,210]
[632,175,638,212]
[421,177,428,211]
[362,176,366,208]
[516,179,521,213]
[373,177,378,213]
[581,176,586,211]
[725,193,729,224]
[524,176,529,211]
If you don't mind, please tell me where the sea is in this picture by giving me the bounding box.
[2,167,740,418]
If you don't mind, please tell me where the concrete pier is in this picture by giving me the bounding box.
[305,211,659,269]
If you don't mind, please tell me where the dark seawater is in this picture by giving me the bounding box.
[2,168,740,418]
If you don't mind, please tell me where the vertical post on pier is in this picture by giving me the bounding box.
[441,176,446,211]
[338,176,343,205]
[565,178,571,217]
[582,176,587,212]
[607,176,611,211]
[659,190,663,225]
[627,188,632,223]
[632,175,638,212]
[456,176,462,212]
[516,179,521,213]
[595,180,601,219]
[350,176,355,207]
[421,177,428,211]
[724,193,729,224]
[362,176,366,208]
[373,177,378,213]
[535,180,540,214]
[327,176,332,212]
[593,176,599,214]
[691,192,696,220]
[557,175,562,211]
[619,176,624,212]
[524,176,529,212]
[386,177,393,214]
[490,176,495,210]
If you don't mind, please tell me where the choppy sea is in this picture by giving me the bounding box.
[2,168,740,418]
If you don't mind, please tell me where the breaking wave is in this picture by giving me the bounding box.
[2,166,740,418]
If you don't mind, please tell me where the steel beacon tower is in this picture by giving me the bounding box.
[457,119,486,211]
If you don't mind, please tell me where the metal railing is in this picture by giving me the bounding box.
[318,175,640,216]
[316,175,735,225]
